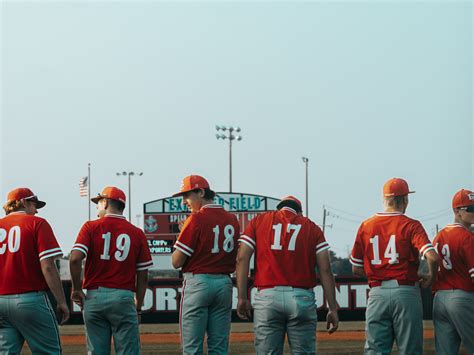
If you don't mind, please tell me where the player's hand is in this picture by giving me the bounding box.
[418,273,434,289]
[237,298,252,320]
[71,289,86,309]
[57,302,70,325]
[326,310,339,334]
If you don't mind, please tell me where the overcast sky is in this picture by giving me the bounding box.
[1,0,472,258]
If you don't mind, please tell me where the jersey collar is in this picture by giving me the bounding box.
[104,213,127,219]
[446,223,470,231]
[8,211,27,216]
[201,204,223,210]
[376,212,404,216]
[280,207,298,215]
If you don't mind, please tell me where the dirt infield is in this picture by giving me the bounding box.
[20,321,469,354]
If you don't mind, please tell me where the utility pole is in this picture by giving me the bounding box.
[302,157,309,217]
[322,205,327,233]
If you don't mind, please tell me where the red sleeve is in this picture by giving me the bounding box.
[174,215,199,257]
[238,214,259,250]
[36,219,62,261]
[136,230,153,271]
[432,233,441,254]
[461,233,474,279]
[350,225,364,267]
[410,221,435,258]
[72,222,91,257]
[313,223,329,254]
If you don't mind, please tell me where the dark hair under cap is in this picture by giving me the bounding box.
[277,200,302,214]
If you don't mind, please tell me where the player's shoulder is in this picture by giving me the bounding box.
[359,213,380,228]
[308,219,323,233]
[21,214,49,226]
[295,214,322,231]
[24,214,47,222]
[439,224,471,238]
[256,210,278,223]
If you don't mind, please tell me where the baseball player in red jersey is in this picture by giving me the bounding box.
[432,189,474,354]
[0,188,69,354]
[350,178,439,355]
[236,196,339,354]
[171,175,240,354]
[69,186,153,355]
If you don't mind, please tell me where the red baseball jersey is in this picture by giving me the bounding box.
[239,207,329,288]
[350,212,435,283]
[174,204,240,274]
[72,214,153,291]
[0,212,63,295]
[432,224,474,292]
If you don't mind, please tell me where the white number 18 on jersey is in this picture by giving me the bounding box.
[211,225,235,253]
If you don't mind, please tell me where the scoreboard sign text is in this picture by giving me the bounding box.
[143,193,280,255]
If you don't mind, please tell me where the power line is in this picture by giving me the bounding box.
[415,208,451,220]
[326,211,361,224]
[324,204,366,219]
[418,212,451,222]
[329,225,358,233]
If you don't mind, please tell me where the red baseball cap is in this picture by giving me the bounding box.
[383,178,415,197]
[91,186,126,204]
[6,187,46,209]
[277,195,302,210]
[172,175,210,197]
[452,189,474,209]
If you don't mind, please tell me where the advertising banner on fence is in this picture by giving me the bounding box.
[63,277,433,324]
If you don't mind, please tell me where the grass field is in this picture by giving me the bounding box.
[20,321,470,354]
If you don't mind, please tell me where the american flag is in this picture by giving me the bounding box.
[79,176,88,197]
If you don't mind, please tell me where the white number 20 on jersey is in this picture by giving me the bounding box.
[0,226,21,254]
[100,232,131,261]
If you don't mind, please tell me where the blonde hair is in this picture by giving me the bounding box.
[3,200,23,215]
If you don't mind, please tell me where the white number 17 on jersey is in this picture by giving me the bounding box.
[271,223,302,251]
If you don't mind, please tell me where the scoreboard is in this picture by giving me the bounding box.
[143,193,280,256]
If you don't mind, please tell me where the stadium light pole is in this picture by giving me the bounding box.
[215,125,242,192]
[302,157,309,217]
[116,171,143,222]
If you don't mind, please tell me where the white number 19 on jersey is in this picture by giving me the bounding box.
[100,232,131,261]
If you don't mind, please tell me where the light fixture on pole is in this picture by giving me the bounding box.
[302,157,309,217]
[215,125,242,192]
[116,171,143,222]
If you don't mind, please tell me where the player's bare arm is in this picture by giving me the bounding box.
[352,265,366,278]
[316,249,339,334]
[136,270,148,313]
[171,249,188,269]
[41,257,70,325]
[236,243,254,320]
[69,250,86,308]
[419,249,439,288]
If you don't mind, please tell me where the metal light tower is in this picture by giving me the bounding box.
[215,125,242,192]
[302,157,309,217]
[116,171,143,222]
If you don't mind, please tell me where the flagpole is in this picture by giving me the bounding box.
[88,163,91,221]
